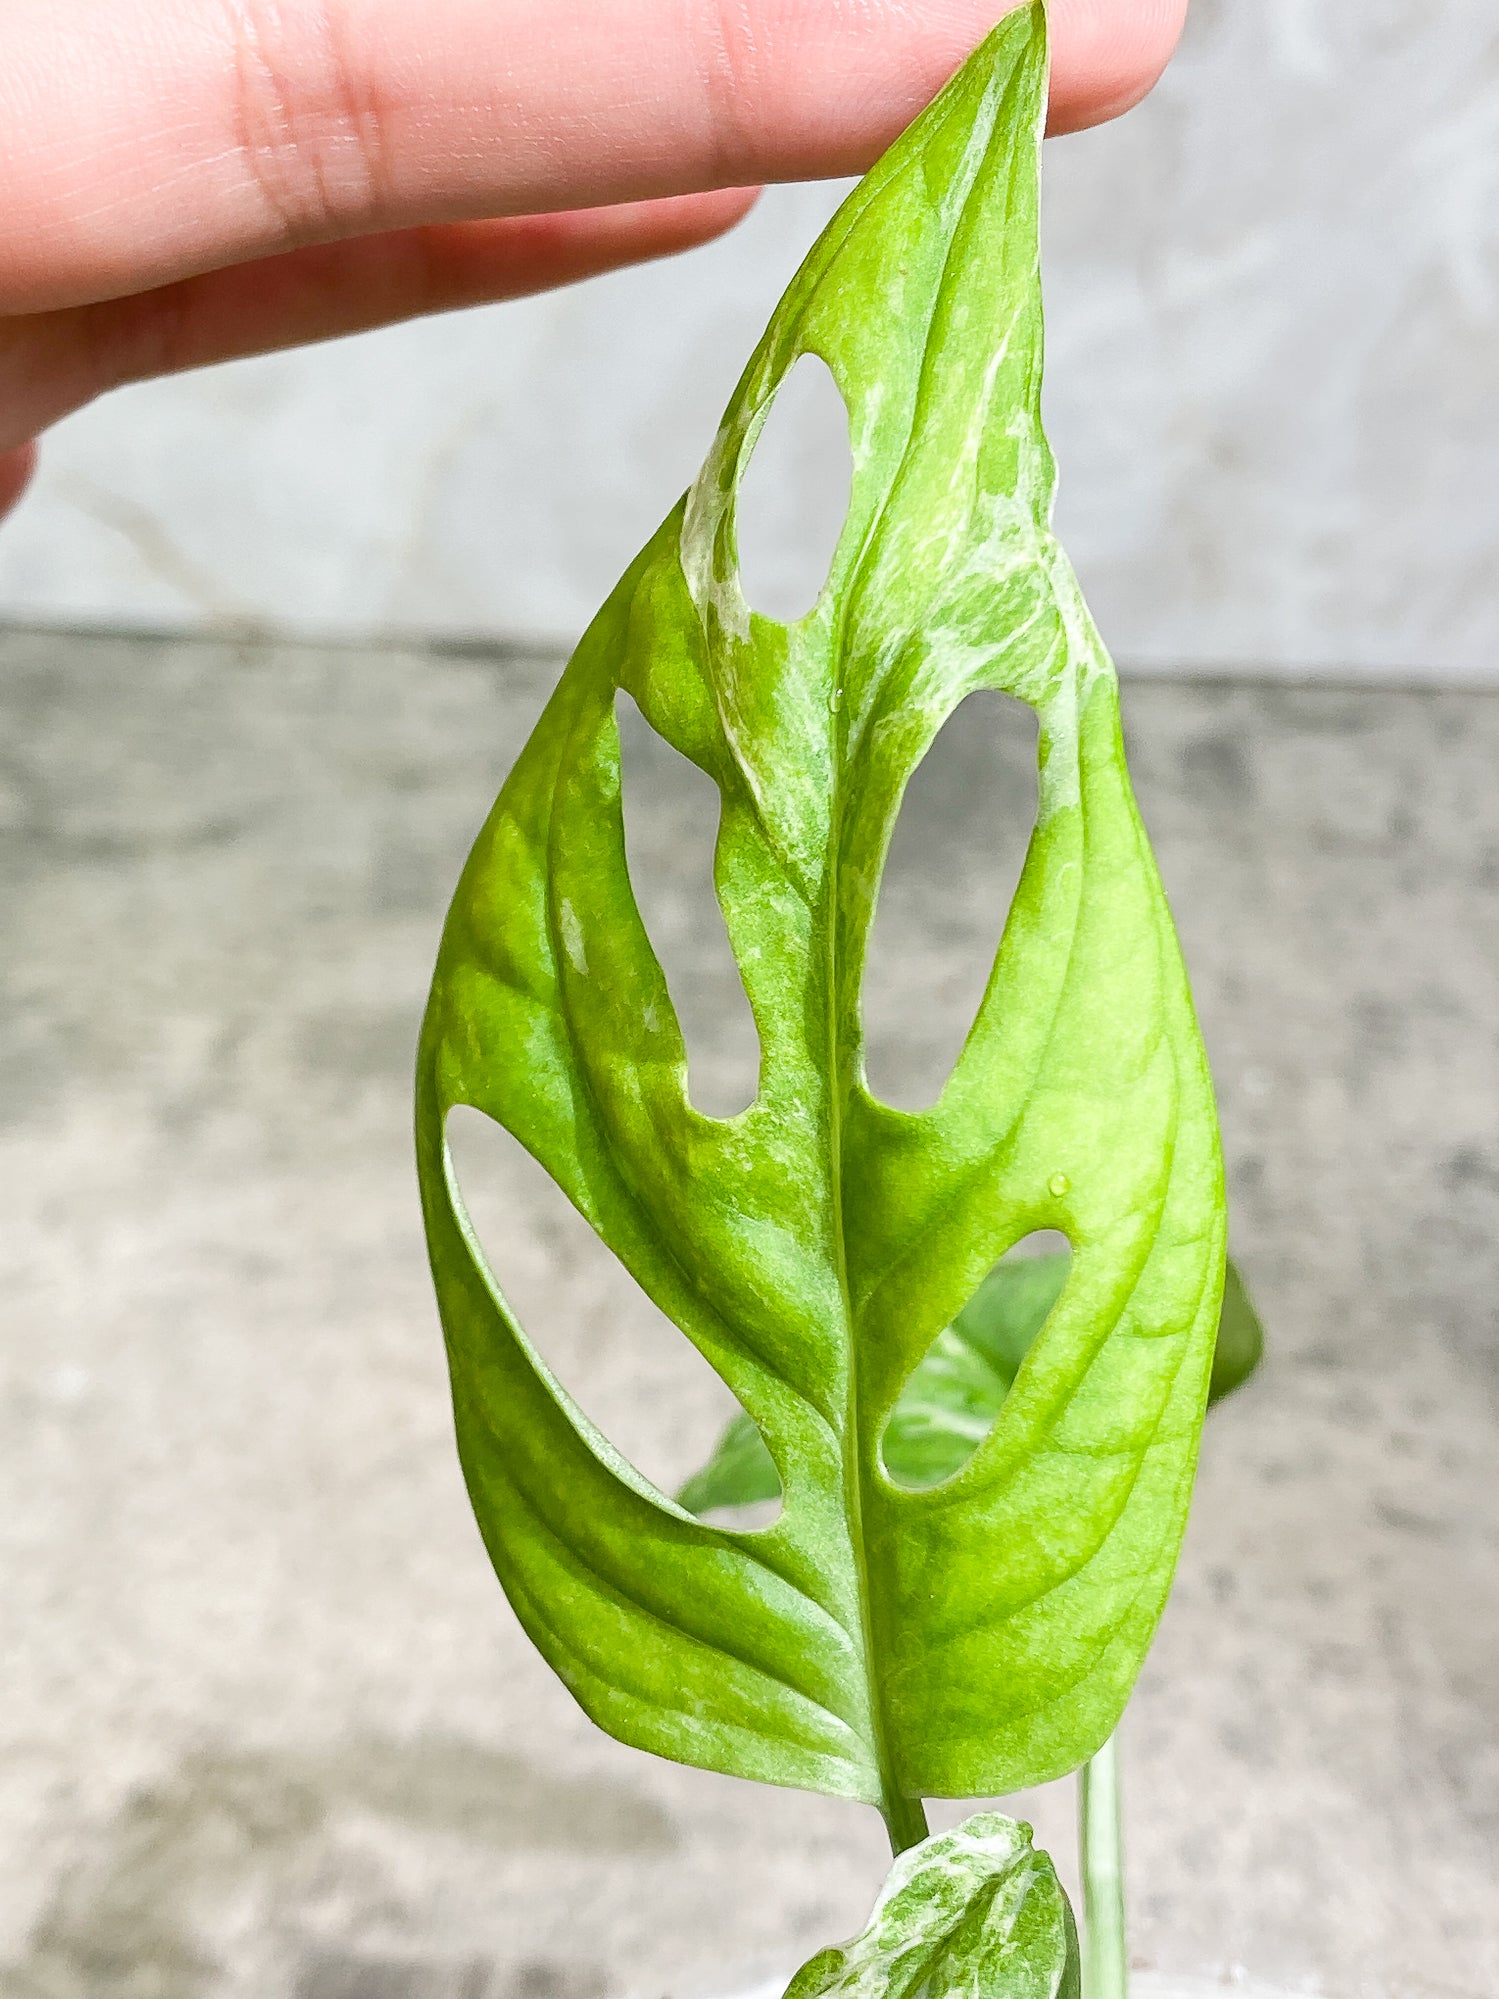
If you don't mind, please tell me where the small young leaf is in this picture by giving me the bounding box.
[417,1,1226,1823]
[950,1249,1072,1388]
[784,1813,1079,1999]
[883,1248,1072,1489]
[676,1407,781,1516]
[1207,1258,1265,1405]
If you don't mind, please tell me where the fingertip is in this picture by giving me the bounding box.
[518,186,762,271]
[1045,0,1189,132]
[705,0,1188,186]
[0,442,38,522]
[640,185,764,249]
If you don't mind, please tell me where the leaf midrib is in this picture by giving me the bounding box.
[817,55,1035,1830]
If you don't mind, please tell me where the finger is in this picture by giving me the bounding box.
[1051,0,1187,126]
[1,0,1184,315]
[0,443,38,522]
[0,191,758,452]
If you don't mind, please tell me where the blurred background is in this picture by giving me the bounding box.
[4,2,1498,1997]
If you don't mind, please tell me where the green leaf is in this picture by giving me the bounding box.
[1208,1257,1264,1406]
[784,1813,1079,1999]
[681,1255,1261,1511]
[676,1407,782,1517]
[416,0,1226,1826]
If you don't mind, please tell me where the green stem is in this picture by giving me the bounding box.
[882,1788,931,1856]
[1079,1734,1127,1999]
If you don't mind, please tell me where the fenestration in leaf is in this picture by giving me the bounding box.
[678,1253,1263,1510]
[416,0,1225,1842]
[783,1813,1079,1999]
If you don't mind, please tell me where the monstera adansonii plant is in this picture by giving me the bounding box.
[416,7,1248,1992]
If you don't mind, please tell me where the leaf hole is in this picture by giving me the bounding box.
[861,689,1040,1110]
[445,1104,773,1511]
[881,1232,1073,1491]
[616,692,760,1117]
[733,353,853,623]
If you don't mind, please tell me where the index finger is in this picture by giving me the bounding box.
[0,0,1185,315]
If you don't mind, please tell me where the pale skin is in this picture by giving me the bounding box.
[0,0,1186,521]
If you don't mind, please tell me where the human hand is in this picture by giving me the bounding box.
[0,0,1186,519]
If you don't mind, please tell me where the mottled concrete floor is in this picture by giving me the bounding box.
[2,630,1495,1999]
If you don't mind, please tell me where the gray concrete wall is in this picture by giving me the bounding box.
[1,0,1496,674]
